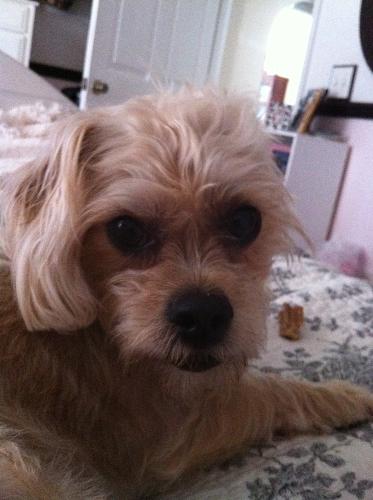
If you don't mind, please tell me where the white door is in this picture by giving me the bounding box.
[80,0,231,109]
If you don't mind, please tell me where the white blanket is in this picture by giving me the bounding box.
[0,101,67,173]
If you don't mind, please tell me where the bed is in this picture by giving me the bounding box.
[0,51,73,110]
[1,55,373,500]
[0,51,73,173]
[163,257,373,499]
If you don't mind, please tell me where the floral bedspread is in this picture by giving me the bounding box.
[164,256,373,500]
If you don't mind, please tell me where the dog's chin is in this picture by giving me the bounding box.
[173,353,221,373]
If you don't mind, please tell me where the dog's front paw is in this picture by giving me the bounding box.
[314,380,373,430]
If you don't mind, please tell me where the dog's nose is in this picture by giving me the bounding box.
[166,290,233,349]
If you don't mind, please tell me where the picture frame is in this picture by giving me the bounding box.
[290,88,327,133]
[328,64,357,100]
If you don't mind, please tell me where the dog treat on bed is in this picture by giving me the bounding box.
[278,303,304,340]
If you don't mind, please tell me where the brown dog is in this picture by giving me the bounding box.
[0,88,372,499]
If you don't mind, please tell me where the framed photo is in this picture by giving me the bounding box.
[328,65,357,100]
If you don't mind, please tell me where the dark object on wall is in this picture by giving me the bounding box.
[360,0,373,73]
[317,99,373,119]
[40,0,74,10]
[311,0,373,119]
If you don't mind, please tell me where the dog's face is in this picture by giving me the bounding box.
[2,89,299,378]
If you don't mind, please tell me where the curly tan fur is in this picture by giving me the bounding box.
[0,88,372,498]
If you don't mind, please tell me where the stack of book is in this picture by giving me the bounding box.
[271,141,291,175]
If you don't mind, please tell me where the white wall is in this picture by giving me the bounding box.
[303,0,373,102]
[303,0,373,278]
[316,116,373,279]
[219,0,294,96]
[31,0,91,72]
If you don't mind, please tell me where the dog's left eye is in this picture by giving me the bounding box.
[106,216,154,254]
[225,204,262,246]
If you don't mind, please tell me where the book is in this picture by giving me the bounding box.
[271,142,291,175]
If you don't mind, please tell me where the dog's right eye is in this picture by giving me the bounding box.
[106,216,154,254]
[225,204,262,247]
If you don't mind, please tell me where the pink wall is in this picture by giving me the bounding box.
[317,117,373,279]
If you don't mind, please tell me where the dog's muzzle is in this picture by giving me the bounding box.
[166,289,233,371]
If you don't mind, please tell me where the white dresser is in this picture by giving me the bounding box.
[270,130,350,250]
[0,0,38,67]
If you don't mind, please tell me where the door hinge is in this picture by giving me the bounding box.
[81,78,88,90]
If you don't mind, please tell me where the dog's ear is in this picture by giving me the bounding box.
[1,112,101,332]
